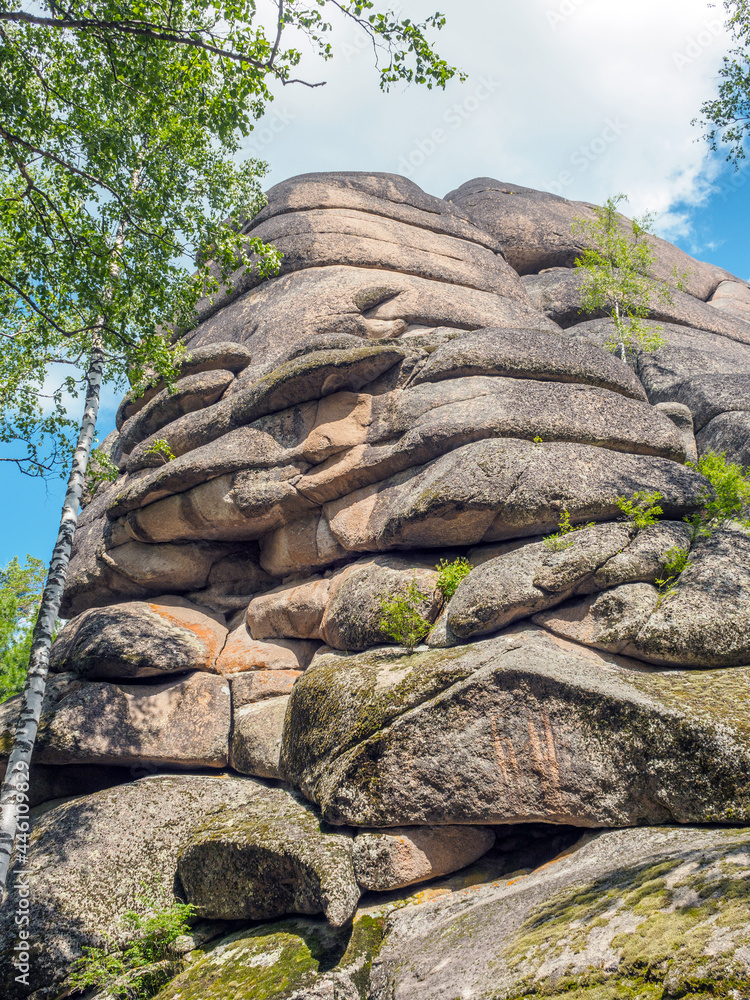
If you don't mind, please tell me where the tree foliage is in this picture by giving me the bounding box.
[0,555,47,703]
[696,1,750,165]
[686,450,750,537]
[69,894,196,1000]
[0,0,461,477]
[572,195,681,360]
[378,580,432,653]
[435,556,471,601]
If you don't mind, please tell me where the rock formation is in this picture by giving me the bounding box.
[2,172,750,1000]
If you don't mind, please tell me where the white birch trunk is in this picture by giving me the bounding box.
[0,151,148,898]
[0,344,104,896]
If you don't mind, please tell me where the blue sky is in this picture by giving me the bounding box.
[3,0,750,570]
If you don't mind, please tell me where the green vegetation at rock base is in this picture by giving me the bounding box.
[69,895,196,1000]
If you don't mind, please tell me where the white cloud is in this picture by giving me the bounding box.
[242,0,731,238]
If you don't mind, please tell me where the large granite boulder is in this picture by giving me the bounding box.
[534,526,750,668]
[445,520,691,639]
[177,786,360,926]
[445,177,730,298]
[1,670,231,769]
[50,596,228,679]
[281,625,750,828]
[0,774,266,1000]
[369,825,750,1000]
[352,825,495,892]
[229,694,288,778]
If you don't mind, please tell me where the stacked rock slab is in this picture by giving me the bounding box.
[2,172,750,1000]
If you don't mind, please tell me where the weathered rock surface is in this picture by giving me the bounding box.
[231,669,302,706]
[410,324,647,399]
[177,786,359,926]
[188,262,559,368]
[111,372,686,553]
[446,521,691,639]
[261,438,705,575]
[36,170,750,1000]
[145,823,584,1000]
[627,527,750,666]
[217,625,317,673]
[664,373,750,432]
[570,317,750,461]
[50,596,227,679]
[243,206,522,297]
[253,171,503,249]
[0,774,266,999]
[697,409,750,465]
[229,694,288,778]
[534,582,662,653]
[537,527,750,668]
[320,555,441,651]
[119,369,235,454]
[247,576,332,640]
[150,919,365,1000]
[446,177,730,298]
[523,267,750,343]
[122,341,406,474]
[369,825,750,1000]
[352,825,495,891]
[709,276,750,319]
[282,625,750,827]
[60,490,269,616]
[115,341,253,427]
[654,401,698,462]
[1,670,231,768]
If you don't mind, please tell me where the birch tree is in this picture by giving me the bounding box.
[572,195,675,362]
[696,0,750,166]
[0,0,461,897]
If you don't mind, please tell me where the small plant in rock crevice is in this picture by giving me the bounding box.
[543,509,595,552]
[615,491,664,531]
[655,545,690,605]
[144,438,176,464]
[435,557,472,601]
[685,451,750,539]
[378,580,433,654]
[85,447,119,493]
[68,894,195,1000]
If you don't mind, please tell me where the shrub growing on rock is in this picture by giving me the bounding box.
[378,581,433,653]
[686,450,750,537]
[616,491,665,530]
[68,896,195,1000]
[436,557,472,601]
[572,194,682,359]
[543,509,595,551]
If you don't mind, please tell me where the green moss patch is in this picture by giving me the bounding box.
[505,842,750,1000]
[153,920,348,1000]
